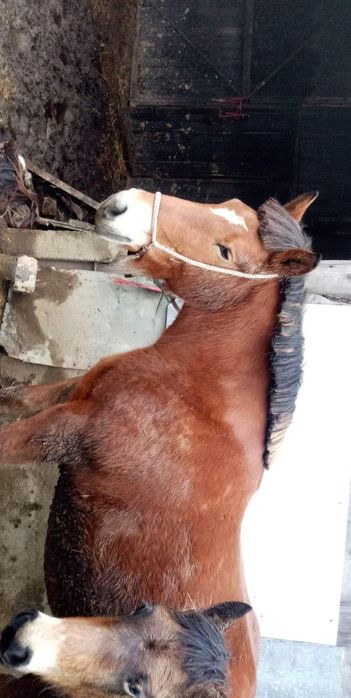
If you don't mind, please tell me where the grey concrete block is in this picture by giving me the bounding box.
[0,269,168,369]
[0,228,123,263]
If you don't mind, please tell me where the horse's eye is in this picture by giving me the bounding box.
[124,680,142,696]
[217,244,232,261]
[131,603,153,617]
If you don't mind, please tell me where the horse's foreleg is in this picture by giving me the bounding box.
[0,401,87,466]
[0,377,81,420]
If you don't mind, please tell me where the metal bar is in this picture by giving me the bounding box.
[152,2,242,96]
[242,0,255,95]
[26,159,99,210]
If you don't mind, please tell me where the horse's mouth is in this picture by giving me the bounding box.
[98,231,133,244]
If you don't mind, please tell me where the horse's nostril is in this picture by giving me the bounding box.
[1,642,31,668]
[0,609,38,664]
[103,204,128,220]
[0,623,17,654]
[10,609,38,629]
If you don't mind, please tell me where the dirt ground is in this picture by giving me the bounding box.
[0,0,136,198]
[0,1,136,691]
[0,0,137,325]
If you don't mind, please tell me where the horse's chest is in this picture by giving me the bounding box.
[44,472,98,615]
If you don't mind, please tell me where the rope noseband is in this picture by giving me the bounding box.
[144,191,279,281]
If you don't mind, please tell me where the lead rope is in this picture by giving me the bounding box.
[149,191,279,280]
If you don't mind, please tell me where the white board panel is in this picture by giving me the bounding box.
[242,303,351,645]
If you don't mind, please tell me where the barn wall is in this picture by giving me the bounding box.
[127,0,351,258]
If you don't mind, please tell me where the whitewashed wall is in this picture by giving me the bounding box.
[242,303,351,645]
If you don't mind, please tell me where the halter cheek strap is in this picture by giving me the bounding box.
[146,191,279,281]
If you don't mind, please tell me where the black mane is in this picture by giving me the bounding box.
[258,198,312,468]
[174,610,228,686]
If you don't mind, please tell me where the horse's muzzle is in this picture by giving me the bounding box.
[0,609,38,668]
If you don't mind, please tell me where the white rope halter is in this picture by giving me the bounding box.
[148,191,279,280]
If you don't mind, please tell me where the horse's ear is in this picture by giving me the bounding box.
[202,601,252,632]
[284,191,318,222]
[264,248,319,277]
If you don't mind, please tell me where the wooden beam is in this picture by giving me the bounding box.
[305,260,351,301]
[0,228,124,264]
[36,216,94,232]
[26,159,99,210]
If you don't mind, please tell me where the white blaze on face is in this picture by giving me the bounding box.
[210,207,248,231]
[16,612,62,676]
[96,188,153,247]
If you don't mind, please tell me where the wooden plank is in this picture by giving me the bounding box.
[305,260,351,300]
[26,159,99,210]
[131,130,295,179]
[130,105,296,134]
[36,216,94,232]
[0,229,124,263]
[151,2,243,96]
[130,159,293,180]
[130,95,351,109]
[129,175,291,206]
[133,0,244,102]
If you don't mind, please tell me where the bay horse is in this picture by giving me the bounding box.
[0,188,318,697]
[0,601,250,697]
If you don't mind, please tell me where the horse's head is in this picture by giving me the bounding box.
[95,189,318,304]
[0,601,251,697]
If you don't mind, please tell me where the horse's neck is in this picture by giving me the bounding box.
[160,283,280,470]
[162,283,279,394]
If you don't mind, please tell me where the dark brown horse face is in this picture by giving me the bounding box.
[0,602,251,697]
[95,189,318,297]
